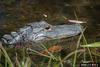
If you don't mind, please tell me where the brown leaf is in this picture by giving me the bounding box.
[41,45,63,55]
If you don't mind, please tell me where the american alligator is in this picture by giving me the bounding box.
[1,21,82,45]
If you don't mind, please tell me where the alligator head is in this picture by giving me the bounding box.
[1,21,82,45]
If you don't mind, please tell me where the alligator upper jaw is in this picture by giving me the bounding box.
[34,24,82,42]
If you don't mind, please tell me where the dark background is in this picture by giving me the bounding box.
[0,0,100,42]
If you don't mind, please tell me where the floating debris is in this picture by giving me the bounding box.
[68,20,86,23]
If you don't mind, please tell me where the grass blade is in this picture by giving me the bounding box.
[0,42,14,67]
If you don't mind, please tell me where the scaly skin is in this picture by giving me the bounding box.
[1,21,82,45]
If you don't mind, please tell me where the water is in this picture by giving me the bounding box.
[0,0,100,42]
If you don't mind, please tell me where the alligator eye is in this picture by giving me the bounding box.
[45,26,51,31]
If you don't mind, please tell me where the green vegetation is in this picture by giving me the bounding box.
[0,30,100,67]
